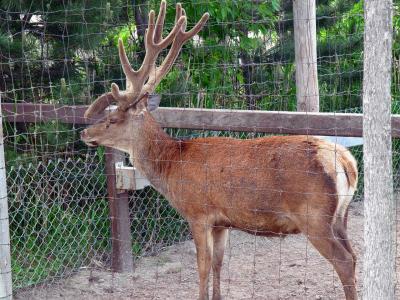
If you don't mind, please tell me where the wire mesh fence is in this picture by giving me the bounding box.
[5,128,370,296]
[8,153,109,289]
[0,0,399,299]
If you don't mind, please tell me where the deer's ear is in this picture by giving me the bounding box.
[147,94,161,111]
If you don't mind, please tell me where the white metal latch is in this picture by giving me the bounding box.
[115,162,151,191]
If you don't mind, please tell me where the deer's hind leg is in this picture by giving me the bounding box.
[333,217,357,274]
[297,215,358,300]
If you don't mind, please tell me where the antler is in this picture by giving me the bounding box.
[85,1,209,118]
[143,8,209,95]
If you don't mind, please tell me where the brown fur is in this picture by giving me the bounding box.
[81,110,359,300]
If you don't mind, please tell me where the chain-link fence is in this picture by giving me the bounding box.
[8,153,109,289]
[0,0,399,299]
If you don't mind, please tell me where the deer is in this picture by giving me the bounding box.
[81,1,358,299]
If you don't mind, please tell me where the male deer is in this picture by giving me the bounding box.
[81,1,358,299]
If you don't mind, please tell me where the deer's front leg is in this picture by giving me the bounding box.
[191,221,213,300]
[212,227,228,300]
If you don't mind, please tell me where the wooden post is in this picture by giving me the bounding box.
[293,0,319,112]
[105,147,134,273]
[0,94,12,300]
[363,0,395,299]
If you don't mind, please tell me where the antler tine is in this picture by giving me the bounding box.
[175,3,182,23]
[153,15,186,49]
[118,39,137,83]
[111,83,126,100]
[181,8,187,31]
[180,12,209,42]
[145,10,156,51]
[84,92,115,118]
[154,0,166,43]
[143,11,209,94]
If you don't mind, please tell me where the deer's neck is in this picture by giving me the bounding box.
[129,112,180,193]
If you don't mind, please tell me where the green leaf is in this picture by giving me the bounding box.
[272,0,280,12]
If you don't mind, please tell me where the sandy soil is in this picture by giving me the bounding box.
[15,202,400,300]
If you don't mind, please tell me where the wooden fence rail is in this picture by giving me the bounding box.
[3,102,400,137]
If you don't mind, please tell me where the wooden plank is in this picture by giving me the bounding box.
[2,103,400,137]
[105,148,134,273]
[0,98,12,300]
[152,107,364,137]
[1,103,97,125]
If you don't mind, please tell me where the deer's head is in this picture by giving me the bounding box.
[81,1,208,152]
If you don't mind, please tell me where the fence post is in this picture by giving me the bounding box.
[363,0,395,298]
[105,147,134,273]
[0,94,12,299]
[293,0,319,112]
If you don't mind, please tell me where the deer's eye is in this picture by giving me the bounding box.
[109,118,117,124]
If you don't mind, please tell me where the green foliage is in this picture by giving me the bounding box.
[317,1,364,112]
[11,201,110,289]
[8,155,109,288]
[0,0,124,104]
[12,200,110,288]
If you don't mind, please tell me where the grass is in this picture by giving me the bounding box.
[11,200,111,289]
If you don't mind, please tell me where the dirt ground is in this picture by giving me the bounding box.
[15,202,400,300]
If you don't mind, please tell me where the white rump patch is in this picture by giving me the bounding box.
[336,163,354,220]
[316,141,356,223]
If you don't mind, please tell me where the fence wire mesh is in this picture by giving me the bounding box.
[0,0,399,299]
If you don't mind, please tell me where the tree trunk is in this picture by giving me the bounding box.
[293,0,319,112]
[240,50,255,110]
[132,0,148,60]
[238,25,255,110]
[363,0,395,299]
